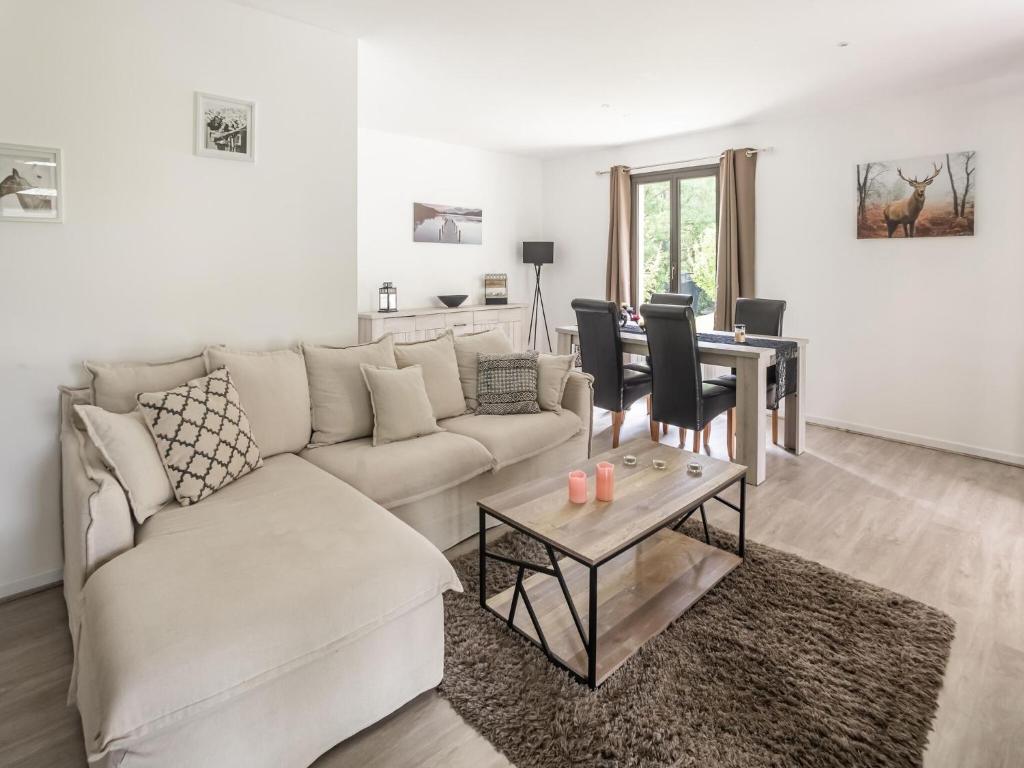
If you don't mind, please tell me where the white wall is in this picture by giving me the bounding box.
[357,128,543,311]
[541,74,1024,465]
[0,0,358,596]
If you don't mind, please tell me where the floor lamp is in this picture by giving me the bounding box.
[523,241,554,352]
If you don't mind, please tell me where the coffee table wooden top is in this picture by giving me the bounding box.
[478,441,746,566]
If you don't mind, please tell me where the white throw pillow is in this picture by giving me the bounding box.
[84,354,206,414]
[303,336,397,445]
[204,346,311,457]
[536,354,575,412]
[394,330,467,420]
[137,368,263,506]
[74,405,174,524]
[452,328,513,411]
[360,364,442,446]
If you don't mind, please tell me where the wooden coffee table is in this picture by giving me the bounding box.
[477,440,746,689]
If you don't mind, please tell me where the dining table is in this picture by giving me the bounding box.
[555,325,808,485]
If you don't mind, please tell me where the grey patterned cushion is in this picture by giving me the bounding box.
[476,352,541,415]
[137,367,263,506]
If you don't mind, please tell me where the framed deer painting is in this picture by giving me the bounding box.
[856,151,975,239]
[0,143,62,223]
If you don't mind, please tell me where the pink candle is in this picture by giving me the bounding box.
[568,470,588,504]
[595,462,614,502]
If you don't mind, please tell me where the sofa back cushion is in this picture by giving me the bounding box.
[204,346,311,457]
[75,405,173,524]
[452,328,513,411]
[137,368,263,506]
[360,364,442,446]
[85,354,206,414]
[394,330,467,420]
[303,335,397,445]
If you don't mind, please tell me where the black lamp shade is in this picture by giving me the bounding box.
[522,241,554,265]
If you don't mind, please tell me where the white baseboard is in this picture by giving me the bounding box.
[805,414,1024,469]
[0,567,63,602]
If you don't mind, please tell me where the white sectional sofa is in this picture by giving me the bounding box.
[59,330,593,768]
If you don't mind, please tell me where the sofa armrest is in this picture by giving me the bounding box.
[561,371,594,457]
[59,387,135,647]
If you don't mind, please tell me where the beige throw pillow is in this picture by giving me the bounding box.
[536,354,575,412]
[74,405,174,524]
[303,336,397,445]
[452,328,513,411]
[360,364,442,446]
[137,368,263,506]
[394,331,466,419]
[85,354,206,414]
[204,346,311,457]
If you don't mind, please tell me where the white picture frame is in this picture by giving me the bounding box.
[194,92,255,162]
[0,143,63,223]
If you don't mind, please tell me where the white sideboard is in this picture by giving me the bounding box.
[357,303,528,350]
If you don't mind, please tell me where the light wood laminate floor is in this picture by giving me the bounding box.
[2,406,1022,768]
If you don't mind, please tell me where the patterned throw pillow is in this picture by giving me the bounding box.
[137,367,263,506]
[476,352,541,415]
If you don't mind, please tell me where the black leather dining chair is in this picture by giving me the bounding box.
[640,303,736,455]
[571,298,654,448]
[649,292,693,306]
[708,298,787,450]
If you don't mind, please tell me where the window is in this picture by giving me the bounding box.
[632,165,719,329]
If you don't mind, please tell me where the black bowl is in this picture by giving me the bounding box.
[437,294,469,308]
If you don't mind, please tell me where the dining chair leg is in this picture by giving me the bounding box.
[771,409,779,445]
[646,394,652,415]
[726,408,735,461]
[649,415,659,442]
[679,427,687,448]
[703,424,711,454]
[662,422,668,435]
[691,428,700,453]
[611,411,624,449]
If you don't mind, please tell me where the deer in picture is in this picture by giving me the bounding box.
[883,162,942,238]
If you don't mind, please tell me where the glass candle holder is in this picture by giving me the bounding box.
[568,470,588,504]
[734,323,747,342]
[595,461,614,502]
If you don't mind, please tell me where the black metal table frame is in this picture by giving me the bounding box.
[478,474,746,689]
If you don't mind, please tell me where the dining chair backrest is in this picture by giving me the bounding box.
[571,298,624,412]
[639,303,703,428]
[649,292,693,306]
[735,298,787,336]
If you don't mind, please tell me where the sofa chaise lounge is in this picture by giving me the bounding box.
[59,329,593,767]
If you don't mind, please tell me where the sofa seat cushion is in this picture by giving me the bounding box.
[76,454,460,757]
[300,432,494,509]
[439,410,582,471]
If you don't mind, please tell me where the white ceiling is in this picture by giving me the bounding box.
[236,0,1024,155]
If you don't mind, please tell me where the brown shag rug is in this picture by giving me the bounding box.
[439,524,955,768]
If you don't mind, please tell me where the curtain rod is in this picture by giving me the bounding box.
[594,147,772,176]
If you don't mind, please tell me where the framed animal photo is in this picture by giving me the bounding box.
[0,143,62,223]
[856,151,975,239]
[194,92,255,162]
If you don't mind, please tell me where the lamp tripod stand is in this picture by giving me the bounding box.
[527,262,552,352]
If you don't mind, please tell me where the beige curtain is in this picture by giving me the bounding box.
[714,149,757,330]
[605,165,631,306]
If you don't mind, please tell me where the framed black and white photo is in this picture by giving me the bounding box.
[413,202,483,244]
[194,92,255,162]
[0,143,62,223]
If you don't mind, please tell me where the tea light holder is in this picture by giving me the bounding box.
[652,458,668,470]
[568,470,588,504]
[687,461,703,476]
[596,462,615,501]
[622,454,637,466]
[733,323,747,343]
